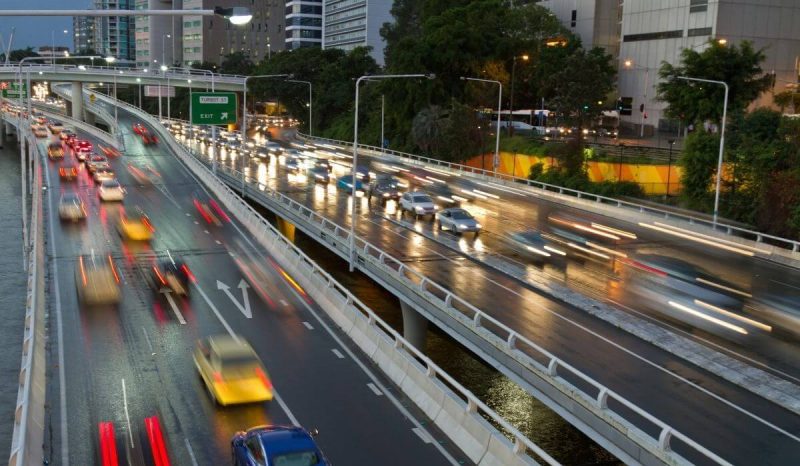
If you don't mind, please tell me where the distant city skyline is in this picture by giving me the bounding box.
[0,1,90,51]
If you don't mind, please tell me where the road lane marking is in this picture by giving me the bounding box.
[121,379,134,448]
[162,290,187,324]
[44,156,70,465]
[142,327,155,355]
[331,349,345,359]
[193,220,199,225]
[302,321,314,330]
[215,240,222,245]
[193,281,239,340]
[204,230,210,234]
[412,427,432,444]
[272,391,301,427]
[280,299,288,307]
[367,383,383,396]
[216,279,253,318]
[184,438,199,466]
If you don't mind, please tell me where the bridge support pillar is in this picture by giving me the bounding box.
[276,216,296,242]
[400,301,428,351]
[0,118,4,148]
[70,81,84,121]
[85,112,96,126]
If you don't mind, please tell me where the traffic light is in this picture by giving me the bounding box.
[616,98,623,111]
[639,103,645,113]
[583,104,589,110]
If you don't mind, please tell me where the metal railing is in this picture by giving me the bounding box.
[298,133,800,255]
[7,123,46,466]
[91,93,732,465]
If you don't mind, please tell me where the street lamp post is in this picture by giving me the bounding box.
[461,76,502,175]
[286,79,312,136]
[666,139,676,199]
[677,76,729,226]
[0,7,254,24]
[508,54,529,136]
[380,94,384,150]
[349,73,433,271]
[240,74,288,193]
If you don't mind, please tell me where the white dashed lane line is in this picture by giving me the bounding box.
[367,383,383,396]
[331,349,345,359]
[302,321,314,330]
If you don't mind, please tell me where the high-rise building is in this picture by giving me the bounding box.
[322,0,392,65]
[536,0,620,57]
[134,0,182,68]
[94,0,136,62]
[73,15,98,53]
[181,0,285,66]
[285,0,323,50]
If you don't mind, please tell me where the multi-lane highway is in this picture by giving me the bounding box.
[34,107,461,465]
[162,120,800,465]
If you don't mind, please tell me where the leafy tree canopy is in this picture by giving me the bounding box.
[657,40,772,124]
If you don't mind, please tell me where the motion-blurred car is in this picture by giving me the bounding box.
[132,123,146,134]
[33,126,48,138]
[368,179,402,204]
[313,158,332,173]
[194,335,273,406]
[336,175,363,192]
[193,195,229,226]
[140,129,158,145]
[75,148,92,162]
[58,193,87,221]
[59,163,78,181]
[285,156,303,173]
[98,180,125,201]
[64,132,78,147]
[47,142,64,159]
[93,168,115,184]
[47,121,64,134]
[231,425,329,466]
[117,211,154,241]
[59,129,74,141]
[75,254,120,305]
[437,208,481,234]
[152,257,192,296]
[309,166,330,183]
[399,192,437,219]
[86,154,109,173]
[507,231,566,260]
[354,165,371,182]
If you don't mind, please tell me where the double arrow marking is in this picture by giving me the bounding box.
[217,279,252,318]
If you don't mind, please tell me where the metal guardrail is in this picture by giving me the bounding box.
[89,90,559,464]
[299,133,800,255]
[7,123,46,466]
[92,94,732,465]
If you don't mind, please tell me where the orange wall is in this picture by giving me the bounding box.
[465,152,682,195]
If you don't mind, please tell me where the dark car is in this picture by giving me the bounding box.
[231,425,329,466]
[309,166,330,183]
[313,158,332,173]
[152,257,192,296]
[368,179,402,204]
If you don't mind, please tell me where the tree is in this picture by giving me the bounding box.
[0,47,38,63]
[657,40,772,125]
[220,52,254,75]
[773,90,800,114]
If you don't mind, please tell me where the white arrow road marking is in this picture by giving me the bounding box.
[217,279,253,318]
[162,290,187,324]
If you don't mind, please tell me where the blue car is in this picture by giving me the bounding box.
[231,425,329,466]
[336,175,364,192]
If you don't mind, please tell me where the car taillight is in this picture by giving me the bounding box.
[181,264,196,283]
[153,266,166,286]
[142,216,155,232]
[108,255,120,283]
[255,367,271,389]
[213,372,223,384]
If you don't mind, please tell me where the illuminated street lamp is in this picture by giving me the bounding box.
[508,54,529,135]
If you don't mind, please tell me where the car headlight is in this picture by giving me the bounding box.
[415,206,425,213]
[457,224,467,230]
[383,193,390,197]
[475,223,482,229]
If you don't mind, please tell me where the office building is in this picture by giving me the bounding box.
[94,0,136,62]
[285,0,323,50]
[181,0,285,66]
[322,0,392,64]
[537,0,620,56]
[134,0,182,68]
[73,15,97,53]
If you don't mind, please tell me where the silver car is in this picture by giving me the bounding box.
[437,208,481,234]
[399,192,437,219]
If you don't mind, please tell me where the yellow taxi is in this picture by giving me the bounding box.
[193,335,273,406]
[117,211,154,241]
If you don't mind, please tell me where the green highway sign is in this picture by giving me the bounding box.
[1,82,27,98]
[190,92,238,125]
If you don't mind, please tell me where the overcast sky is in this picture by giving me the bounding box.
[0,1,90,51]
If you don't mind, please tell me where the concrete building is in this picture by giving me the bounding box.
[94,0,136,62]
[179,0,284,67]
[619,0,800,133]
[73,16,97,53]
[537,0,620,57]
[322,0,393,65]
[134,0,182,68]
[285,0,323,50]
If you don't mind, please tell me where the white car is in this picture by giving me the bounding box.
[98,180,124,201]
[58,193,87,221]
[399,192,437,219]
